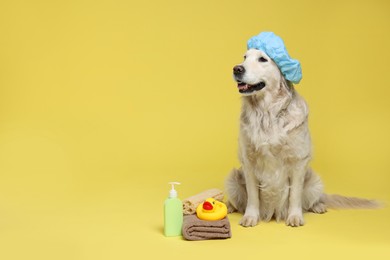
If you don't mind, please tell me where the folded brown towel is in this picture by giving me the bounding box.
[182,214,232,241]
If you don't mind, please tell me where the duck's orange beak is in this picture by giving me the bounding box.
[202,201,214,211]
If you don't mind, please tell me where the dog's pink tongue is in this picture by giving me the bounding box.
[238,84,249,90]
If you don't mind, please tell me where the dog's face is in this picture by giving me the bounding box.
[233,49,281,96]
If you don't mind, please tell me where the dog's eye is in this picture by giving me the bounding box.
[258,57,268,62]
[243,55,247,60]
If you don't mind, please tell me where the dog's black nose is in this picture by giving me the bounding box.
[233,65,245,75]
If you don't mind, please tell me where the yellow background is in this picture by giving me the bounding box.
[1,0,389,259]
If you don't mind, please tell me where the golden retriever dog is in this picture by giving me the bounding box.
[225,48,379,227]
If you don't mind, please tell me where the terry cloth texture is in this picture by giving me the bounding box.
[247,32,302,84]
[182,188,224,215]
[182,214,232,241]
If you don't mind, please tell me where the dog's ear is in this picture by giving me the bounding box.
[285,80,294,92]
[279,72,294,95]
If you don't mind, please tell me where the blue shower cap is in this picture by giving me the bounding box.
[247,32,302,84]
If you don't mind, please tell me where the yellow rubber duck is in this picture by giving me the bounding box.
[196,198,228,221]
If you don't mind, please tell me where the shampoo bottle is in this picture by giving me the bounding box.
[164,182,183,237]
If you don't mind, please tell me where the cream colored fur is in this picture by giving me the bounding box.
[225,49,379,227]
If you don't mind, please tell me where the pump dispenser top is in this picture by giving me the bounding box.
[168,182,180,198]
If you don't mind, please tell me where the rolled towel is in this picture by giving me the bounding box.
[182,188,224,215]
[182,214,232,241]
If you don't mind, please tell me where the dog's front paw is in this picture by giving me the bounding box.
[239,214,259,227]
[286,213,304,227]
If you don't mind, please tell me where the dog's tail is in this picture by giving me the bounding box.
[321,194,382,209]
[225,168,247,214]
